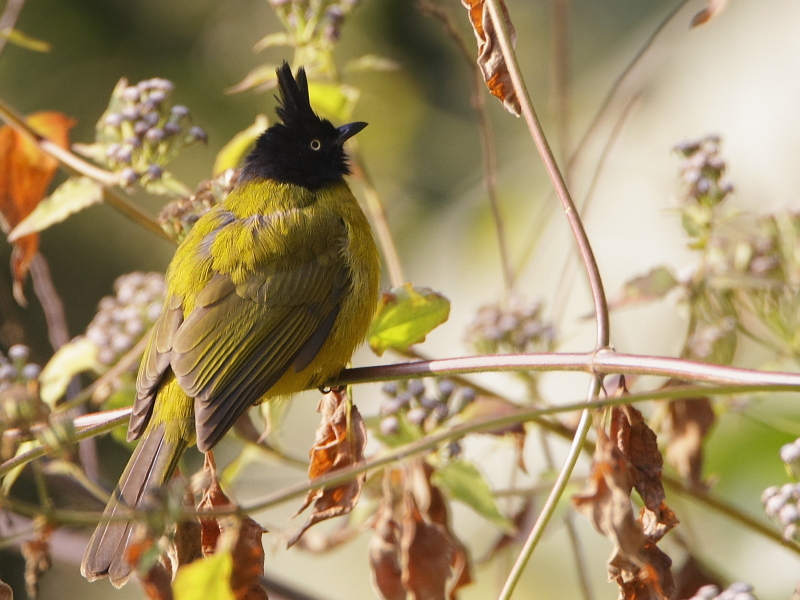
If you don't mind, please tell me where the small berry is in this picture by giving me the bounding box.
[380,416,400,437]
[406,407,428,427]
[8,344,30,363]
[406,379,425,399]
[381,381,399,397]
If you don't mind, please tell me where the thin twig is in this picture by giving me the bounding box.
[417,0,514,289]
[551,94,640,324]
[551,0,571,168]
[483,0,609,348]
[349,150,405,287]
[567,0,692,173]
[0,0,26,57]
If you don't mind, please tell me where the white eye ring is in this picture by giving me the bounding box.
[310,139,321,151]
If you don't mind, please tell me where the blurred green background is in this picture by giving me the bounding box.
[3,0,800,598]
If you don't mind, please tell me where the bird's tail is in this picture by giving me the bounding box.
[81,421,187,587]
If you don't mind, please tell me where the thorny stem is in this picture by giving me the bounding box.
[416,0,514,290]
[0,97,173,243]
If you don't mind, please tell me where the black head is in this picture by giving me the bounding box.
[240,63,367,190]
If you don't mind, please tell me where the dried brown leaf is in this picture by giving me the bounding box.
[0,112,75,304]
[573,428,674,600]
[141,560,173,600]
[611,404,678,539]
[690,0,730,27]
[370,462,472,600]
[0,579,11,600]
[229,518,269,600]
[197,453,232,557]
[289,389,366,547]
[661,388,715,490]
[370,506,406,600]
[461,0,520,116]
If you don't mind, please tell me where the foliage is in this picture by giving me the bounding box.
[1,1,800,600]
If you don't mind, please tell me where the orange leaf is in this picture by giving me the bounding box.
[288,389,367,547]
[0,111,75,304]
[461,0,521,116]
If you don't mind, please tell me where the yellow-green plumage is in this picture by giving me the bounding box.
[81,64,380,586]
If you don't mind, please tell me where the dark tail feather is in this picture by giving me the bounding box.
[81,422,186,587]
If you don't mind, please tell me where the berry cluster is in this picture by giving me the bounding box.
[762,481,800,541]
[158,168,241,242]
[465,295,556,355]
[674,135,734,208]
[688,583,757,600]
[0,345,48,451]
[379,378,476,442]
[84,272,166,366]
[81,77,206,192]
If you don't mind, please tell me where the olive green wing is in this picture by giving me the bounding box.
[171,223,351,452]
[129,294,184,441]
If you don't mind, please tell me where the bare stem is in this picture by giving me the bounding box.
[417,0,514,290]
[484,0,609,348]
[349,150,405,287]
[334,351,800,388]
[568,0,692,173]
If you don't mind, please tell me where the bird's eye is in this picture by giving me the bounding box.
[309,139,321,151]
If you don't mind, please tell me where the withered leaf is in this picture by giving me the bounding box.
[611,405,678,540]
[197,453,231,557]
[572,428,675,600]
[461,0,521,116]
[141,560,173,600]
[370,462,472,600]
[196,453,268,600]
[229,518,269,600]
[0,579,11,600]
[661,386,715,490]
[0,112,75,304]
[673,555,724,600]
[289,389,366,547]
[370,506,405,600]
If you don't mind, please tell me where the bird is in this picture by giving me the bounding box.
[81,62,381,587]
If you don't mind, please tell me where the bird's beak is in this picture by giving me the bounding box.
[336,121,368,146]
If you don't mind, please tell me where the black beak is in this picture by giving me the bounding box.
[336,121,368,145]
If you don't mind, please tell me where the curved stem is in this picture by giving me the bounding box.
[484,0,609,348]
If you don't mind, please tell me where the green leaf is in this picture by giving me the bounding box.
[9,177,104,241]
[609,265,679,311]
[307,82,360,123]
[39,337,104,408]
[2,441,38,494]
[1,28,51,52]
[213,115,269,175]
[368,284,450,356]
[173,553,235,600]
[432,459,515,533]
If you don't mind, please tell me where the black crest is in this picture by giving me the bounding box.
[240,62,367,190]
